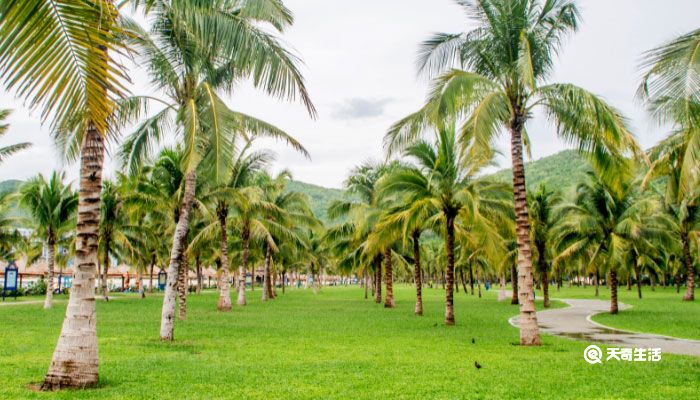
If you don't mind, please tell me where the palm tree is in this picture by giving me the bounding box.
[387,0,641,345]
[18,172,77,309]
[0,0,124,387]
[0,109,31,165]
[379,126,510,325]
[98,179,134,301]
[120,0,313,340]
[528,184,562,308]
[553,171,668,313]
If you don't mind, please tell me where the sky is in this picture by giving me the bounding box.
[0,0,698,189]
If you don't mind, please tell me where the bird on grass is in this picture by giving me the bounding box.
[474,361,482,369]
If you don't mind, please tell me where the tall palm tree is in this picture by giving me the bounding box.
[379,126,511,325]
[98,179,133,301]
[0,0,124,387]
[528,184,562,308]
[120,0,313,340]
[387,0,641,344]
[0,109,31,165]
[18,172,77,309]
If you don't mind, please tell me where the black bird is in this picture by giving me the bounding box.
[471,338,475,344]
[474,361,482,369]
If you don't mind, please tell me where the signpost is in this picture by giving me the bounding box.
[158,270,167,291]
[2,260,18,301]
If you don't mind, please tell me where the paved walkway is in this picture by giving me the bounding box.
[509,299,700,357]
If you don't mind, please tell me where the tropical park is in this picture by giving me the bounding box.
[0,0,698,399]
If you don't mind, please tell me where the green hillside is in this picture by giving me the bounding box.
[488,149,592,195]
[285,180,346,223]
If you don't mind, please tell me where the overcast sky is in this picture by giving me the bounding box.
[0,0,697,188]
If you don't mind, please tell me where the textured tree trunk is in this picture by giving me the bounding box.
[160,169,197,341]
[373,257,382,304]
[101,236,110,301]
[635,261,642,299]
[498,275,507,301]
[469,262,475,295]
[610,268,619,314]
[282,270,286,294]
[43,125,103,389]
[510,264,519,304]
[196,257,202,294]
[177,255,188,320]
[459,268,468,296]
[364,271,369,299]
[681,231,695,301]
[556,266,561,292]
[149,259,155,294]
[44,239,56,309]
[626,275,632,291]
[444,214,456,325]
[237,224,250,306]
[216,207,232,311]
[384,248,395,308]
[594,268,600,297]
[412,231,423,316]
[536,240,549,307]
[542,267,550,308]
[510,110,540,345]
[262,243,273,301]
[476,266,482,298]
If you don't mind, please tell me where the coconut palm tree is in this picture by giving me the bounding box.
[528,184,562,308]
[18,172,77,309]
[0,109,31,165]
[119,0,313,340]
[0,0,125,387]
[97,179,132,301]
[379,126,511,325]
[386,0,642,345]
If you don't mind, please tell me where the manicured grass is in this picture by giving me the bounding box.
[0,285,698,399]
[547,284,700,340]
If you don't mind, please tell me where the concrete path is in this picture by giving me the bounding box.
[509,299,700,357]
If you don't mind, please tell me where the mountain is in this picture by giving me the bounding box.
[488,149,592,195]
[285,180,346,223]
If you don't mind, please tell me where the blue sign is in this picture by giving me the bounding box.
[158,270,167,291]
[63,276,72,289]
[3,260,18,301]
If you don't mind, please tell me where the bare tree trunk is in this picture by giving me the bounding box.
[476,266,482,298]
[594,267,600,297]
[196,257,202,294]
[44,239,56,309]
[364,271,369,299]
[262,243,273,301]
[384,248,394,308]
[237,224,250,306]
[542,267,550,308]
[445,214,456,325]
[610,268,619,314]
[556,266,561,292]
[412,231,423,315]
[459,268,468,296]
[635,261,642,299]
[626,275,631,291]
[101,236,110,301]
[373,257,382,304]
[498,275,507,301]
[536,240,550,308]
[282,270,286,294]
[149,259,155,294]
[510,264,519,305]
[43,125,104,389]
[160,169,197,341]
[177,255,188,320]
[681,230,695,301]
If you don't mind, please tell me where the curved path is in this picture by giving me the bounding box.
[509,299,700,357]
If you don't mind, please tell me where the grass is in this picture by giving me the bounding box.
[547,284,700,340]
[0,285,698,399]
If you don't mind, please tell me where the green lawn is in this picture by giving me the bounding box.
[546,284,700,340]
[0,285,698,399]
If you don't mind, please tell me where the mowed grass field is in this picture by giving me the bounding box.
[0,285,698,399]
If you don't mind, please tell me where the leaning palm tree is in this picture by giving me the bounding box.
[120,0,313,341]
[18,172,77,309]
[387,0,641,344]
[0,0,124,387]
[0,109,31,165]
[379,126,511,325]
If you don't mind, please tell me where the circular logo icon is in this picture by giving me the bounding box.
[583,345,603,364]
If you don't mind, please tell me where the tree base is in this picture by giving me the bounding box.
[42,372,98,391]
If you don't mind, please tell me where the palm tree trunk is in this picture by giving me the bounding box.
[138,272,145,299]
[160,169,197,341]
[536,241,550,308]
[498,275,507,301]
[44,239,56,309]
[149,259,155,294]
[556,266,561,292]
[510,111,540,345]
[412,231,423,316]
[510,264,518,304]
[196,257,202,294]
[217,208,232,311]
[364,271,369,299]
[444,214,456,325]
[542,267,550,308]
[635,262,642,299]
[459,268,468,296]
[384,248,395,308]
[262,242,273,301]
[43,125,103,389]
[594,268,600,297]
[476,266,482,298]
[177,255,188,320]
[681,230,695,301]
[282,269,286,294]
[101,236,110,301]
[237,224,250,306]
[626,275,631,291]
[373,257,382,303]
[610,268,619,314]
